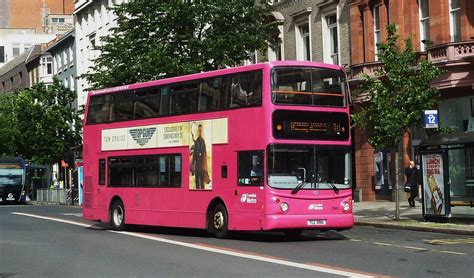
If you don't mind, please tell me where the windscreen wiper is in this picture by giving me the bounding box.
[291,181,305,195]
[329,179,339,194]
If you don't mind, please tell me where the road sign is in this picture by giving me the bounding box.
[424,110,439,128]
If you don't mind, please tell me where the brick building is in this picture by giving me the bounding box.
[348,0,474,216]
[0,0,74,68]
[0,0,74,33]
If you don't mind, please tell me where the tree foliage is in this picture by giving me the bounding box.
[83,0,279,89]
[352,24,441,150]
[0,79,82,164]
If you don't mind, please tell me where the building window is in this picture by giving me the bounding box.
[419,0,430,51]
[323,14,339,65]
[373,5,381,61]
[268,27,283,61]
[296,23,311,61]
[41,57,53,75]
[52,18,65,23]
[89,33,97,60]
[54,55,58,74]
[23,43,31,52]
[0,46,4,63]
[449,0,461,42]
[12,44,20,58]
[70,76,75,91]
[68,46,74,65]
[63,50,68,67]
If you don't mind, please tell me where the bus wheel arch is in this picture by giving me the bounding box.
[206,198,230,239]
[109,197,126,231]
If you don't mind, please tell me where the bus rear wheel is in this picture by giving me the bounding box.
[212,203,229,239]
[110,200,126,231]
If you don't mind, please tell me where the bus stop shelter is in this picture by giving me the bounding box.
[419,131,474,221]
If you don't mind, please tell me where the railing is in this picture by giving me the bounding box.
[36,189,79,205]
[349,61,383,79]
[349,52,428,80]
[427,41,474,64]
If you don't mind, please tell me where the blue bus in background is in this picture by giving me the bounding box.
[0,157,27,204]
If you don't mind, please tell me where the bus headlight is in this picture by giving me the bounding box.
[280,202,289,213]
[342,201,350,212]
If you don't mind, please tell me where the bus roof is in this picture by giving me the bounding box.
[89,61,345,96]
[0,157,25,164]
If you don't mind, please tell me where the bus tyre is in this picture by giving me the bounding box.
[110,200,126,231]
[284,229,303,239]
[212,203,229,239]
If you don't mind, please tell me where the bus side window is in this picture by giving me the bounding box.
[229,71,262,108]
[98,159,105,186]
[87,95,111,124]
[249,71,262,106]
[134,89,160,119]
[170,82,199,115]
[237,151,264,186]
[198,80,210,112]
[160,87,170,116]
[111,91,134,121]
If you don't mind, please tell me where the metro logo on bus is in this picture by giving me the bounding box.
[129,127,157,146]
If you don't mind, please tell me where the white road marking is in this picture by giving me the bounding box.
[434,250,466,256]
[112,231,375,278]
[12,212,375,278]
[12,212,92,228]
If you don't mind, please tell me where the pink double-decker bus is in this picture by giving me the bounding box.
[82,61,353,238]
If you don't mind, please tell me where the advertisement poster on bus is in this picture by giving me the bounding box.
[189,121,212,190]
[421,153,448,217]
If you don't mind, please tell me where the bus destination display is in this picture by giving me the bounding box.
[273,110,349,140]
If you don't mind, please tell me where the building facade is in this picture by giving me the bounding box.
[266,0,350,66]
[0,0,74,67]
[348,0,474,216]
[0,0,74,34]
[0,30,56,67]
[74,0,127,108]
[0,45,42,93]
[43,30,77,102]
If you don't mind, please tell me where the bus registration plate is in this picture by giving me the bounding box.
[307,219,326,226]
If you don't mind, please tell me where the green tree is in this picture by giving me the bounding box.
[83,0,279,89]
[11,79,82,164]
[352,24,441,150]
[0,93,19,156]
[352,24,441,219]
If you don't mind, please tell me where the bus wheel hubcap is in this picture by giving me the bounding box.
[213,211,224,230]
[114,207,123,225]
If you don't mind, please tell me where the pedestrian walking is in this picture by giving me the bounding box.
[405,160,420,207]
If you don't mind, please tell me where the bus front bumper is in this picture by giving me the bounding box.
[264,213,354,231]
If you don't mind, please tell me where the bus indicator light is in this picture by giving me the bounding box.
[276,124,283,131]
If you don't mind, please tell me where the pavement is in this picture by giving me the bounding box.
[353,200,474,235]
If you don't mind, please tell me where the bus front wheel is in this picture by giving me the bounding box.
[110,200,126,231]
[212,203,229,239]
